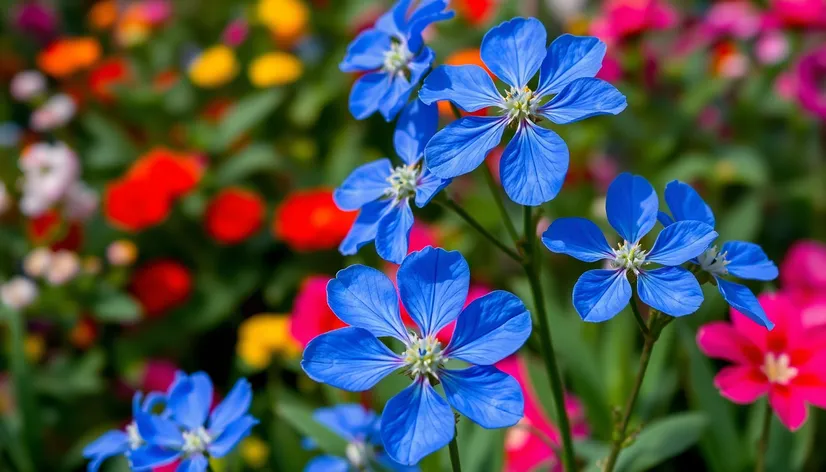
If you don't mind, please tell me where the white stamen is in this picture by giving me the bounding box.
[126,422,144,450]
[697,246,730,276]
[503,86,540,125]
[386,164,420,202]
[611,241,648,275]
[761,352,798,385]
[403,333,445,379]
[182,427,212,455]
[382,42,413,76]
[345,441,372,469]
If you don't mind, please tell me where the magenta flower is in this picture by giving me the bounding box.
[796,46,826,120]
[589,0,678,46]
[781,240,826,304]
[697,292,826,431]
[769,0,826,28]
[222,19,248,47]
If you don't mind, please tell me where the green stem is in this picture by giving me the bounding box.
[436,197,522,262]
[4,309,40,468]
[482,164,520,244]
[521,207,576,472]
[448,429,462,472]
[628,296,649,337]
[755,400,772,472]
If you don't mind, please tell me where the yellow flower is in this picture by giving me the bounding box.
[240,436,270,468]
[258,0,309,44]
[189,45,239,89]
[248,53,303,88]
[237,314,300,369]
[25,334,46,362]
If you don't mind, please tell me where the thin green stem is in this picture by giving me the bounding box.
[449,102,463,120]
[482,164,520,244]
[436,197,522,262]
[448,428,462,472]
[4,309,40,468]
[521,206,576,472]
[755,400,772,472]
[628,297,649,337]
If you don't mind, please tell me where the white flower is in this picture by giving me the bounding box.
[45,250,81,286]
[63,182,98,221]
[0,277,38,310]
[30,94,76,132]
[10,70,46,102]
[0,182,9,216]
[24,247,52,278]
[19,142,79,217]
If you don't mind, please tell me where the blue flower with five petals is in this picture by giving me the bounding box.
[301,246,531,465]
[305,404,416,472]
[82,392,165,472]
[542,173,719,322]
[340,0,453,121]
[335,100,451,263]
[130,372,258,472]
[419,17,627,206]
[658,180,778,329]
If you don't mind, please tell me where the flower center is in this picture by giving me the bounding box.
[126,421,143,450]
[761,352,798,385]
[182,426,212,455]
[697,245,730,276]
[382,42,413,76]
[503,86,539,125]
[403,333,445,379]
[611,241,647,274]
[386,164,420,202]
[345,440,372,469]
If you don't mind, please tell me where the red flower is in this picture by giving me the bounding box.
[130,259,192,317]
[273,188,356,252]
[455,0,497,26]
[27,209,84,251]
[104,176,171,231]
[88,57,131,103]
[128,148,202,199]
[205,187,265,244]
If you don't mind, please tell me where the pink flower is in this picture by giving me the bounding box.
[596,54,623,83]
[141,359,179,392]
[756,30,789,65]
[703,1,761,40]
[290,275,343,347]
[697,292,826,431]
[794,46,826,119]
[10,70,46,102]
[769,0,826,28]
[222,19,249,47]
[781,240,826,302]
[138,0,172,25]
[590,0,678,45]
[497,356,589,471]
[407,222,440,255]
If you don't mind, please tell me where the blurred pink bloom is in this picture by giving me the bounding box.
[10,70,46,102]
[498,356,589,471]
[290,275,342,347]
[590,0,678,45]
[13,3,57,43]
[139,0,172,25]
[596,54,623,83]
[795,46,826,119]
[756,30,789,65]
[141,359,179,392]
[697,292,826,431]
[781,240,826,302]
[30,94,77,132]
[703,1,761,40]
[63,182,99,221]
[407,222,440,254]
[587,154,619,192]
[222,19,249,47]
[774,70,798,100]
[801,297,826,328]
[769,0,826,28]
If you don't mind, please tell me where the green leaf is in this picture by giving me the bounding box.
[92,291,142,322]
[211,90,284,153]
[614,412,708,472]
[717,193,763,243]
[81,112,138,171]
[276,391,348,457]
[214,144,282,186]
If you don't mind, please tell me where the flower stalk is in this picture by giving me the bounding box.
[448,425,462,472]
[755,400,772,472]
[435,196,522,262]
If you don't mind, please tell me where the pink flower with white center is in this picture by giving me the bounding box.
[10,70,46,101]
[780,240,826,304]
[63,182,99,221]
[19,141,79,217]
[697,292,826,431]
[0,276,38,310]
[30,94,76,131]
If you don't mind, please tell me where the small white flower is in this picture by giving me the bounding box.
[30,94,76,132]
[45,250,81,286]
[19,142,79,217]
[23,247,52,278]
[63,182,98,221]
[10,70,46,102]
[0,277,38,310]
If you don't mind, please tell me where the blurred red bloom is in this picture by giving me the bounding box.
[88,57,131,103]
[104,176,171,231]
[205,187,265,244]
[454,0,497,26]
[127,148,202,199]
[290,275,344,347]
[130,259,192,317]
[273,188,356,251]
[27,209,84,251]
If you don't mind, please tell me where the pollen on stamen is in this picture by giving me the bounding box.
[382,42,414,76]
[386,164,420,202]
[403,333,446,379]
[503,86,540,125]
[611,241,648,274]
[698,246,730,276]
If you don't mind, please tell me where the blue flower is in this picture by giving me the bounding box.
[82,392,165,472]
[340,0,453,121]
[542,173,719,322]
[335,100,451,263]
[658,180,778,329]
[305,404,416,472]
[419,18,627,206]
[130,373,258,472]
[301,246,531,465]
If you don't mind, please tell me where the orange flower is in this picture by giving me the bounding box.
[69,317,98,350]
[88,0,118,30]
[37,38,101,78]
[205,188,266,244]
[273,188,356,251]
[89,57,131,103]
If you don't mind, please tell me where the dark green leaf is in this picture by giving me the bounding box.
[276,391,347,457]
[211,90,284,153]
[214,144,281,186]
[615,412,708,472]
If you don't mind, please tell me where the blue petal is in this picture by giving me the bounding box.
[398,247,470,337]
[500,121,569,206]
[376,200,415,264]
[340,30,392,73]
[140,392,166,414]
[167,372,212,430]
[208,378,252,437]
[349,72,393,120]
[339,199,394,256]
[414,169,451,208]
[137,415,184,449]
[176,453,208,472]
[663,180,715,227]
[721,241,779,281]
[424,116,507,179]
[395,100,439,165]
[313,404,379,442]
[301,327,404,391]
[407,2,454,52]
[637,267,703,317]
[305,455,350,472]
[441,366,523,429]
[539,78,627,125]
[606,173,658,244]
[541,217,614,262]
[647,221,718,266]
[381,380,454,466]
[379,76,416,122]
[375,0,412,39]
[377,453,421,472]
[537,34,607,96]
[128,446,180,471]
[572,269,631,322]
[419,65,504,112]
[445,291,531,365]
[657,211,675,227]
[334,159,393,211]
[83,430,129,472]
[328,264,408,341]
[208,415,258,458]
[131,392,144,417]
[480,18,547,89]
[716,278,774,330]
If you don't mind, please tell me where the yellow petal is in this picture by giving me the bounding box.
[248,52,303,88]
[189,45,239,88]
